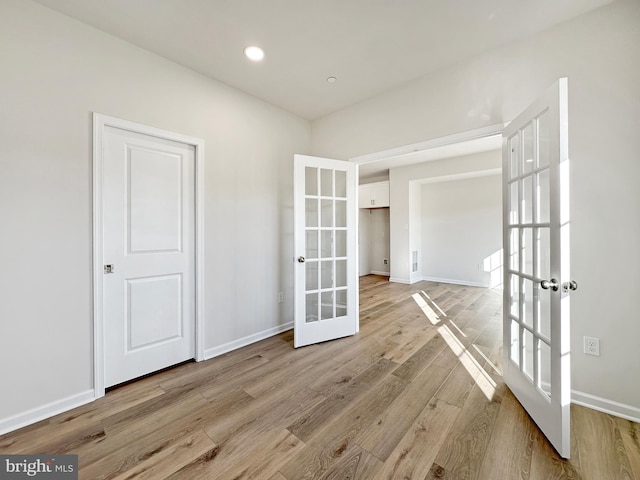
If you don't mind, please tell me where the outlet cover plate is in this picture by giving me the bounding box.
[584,336,600,356]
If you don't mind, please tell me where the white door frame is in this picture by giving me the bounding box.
[92,113,205,398]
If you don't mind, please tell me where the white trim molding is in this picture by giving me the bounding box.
[0,390,94,436]
[350,124,505,166]
[422,276,490,288]
[370,270,391,276]
[572,390,640,423]
[204,323,293,360]
[92,113,205,399]
[414,167,502,185]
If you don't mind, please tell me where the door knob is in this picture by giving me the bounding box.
[562,280,578,292]
[298,256,305,263]
[540,278,559,291]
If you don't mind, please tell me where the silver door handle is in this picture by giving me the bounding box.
[298,256,305,263]
[540,278,559,291]
[562,280,578,292]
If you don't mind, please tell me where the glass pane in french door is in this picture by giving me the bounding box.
[506,115,553,399]
[304,167,348,324]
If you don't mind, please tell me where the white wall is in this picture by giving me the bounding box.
[390,151,501,283]
[408,181,422,284]
[0,0,310,430]
[421,175,502,287]
[358,209,371,275]
[359,208,390,276]
[312,0,640,418]
[369,209,391,275]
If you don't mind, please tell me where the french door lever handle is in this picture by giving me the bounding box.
[540,278,559,291]
[297,256,305,263]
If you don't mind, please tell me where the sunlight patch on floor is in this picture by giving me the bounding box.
[412,290,497,401]
[411,292,441,325]
[439,324,497,400]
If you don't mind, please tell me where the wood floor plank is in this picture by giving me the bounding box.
[315,444,382,480]
[286,357,398,442]
[281,375,408,479]
[166,428,304,480]
[434,363,480,409]
[0,381,165,454]
[0,420,107,457]
[158,351,270,394]
[96,429,215,480]
[357,362,451,460]
[391,332,448,382]
[197,343,318,400]
[433,380,504,479]
[308,373,409,447]
[424,463,463,480]
[529,427,580,480]
[305,357,372,397]
[475,388,536,480]
[371,398,461,480]
[278,442,380,480]
[210,429,305,480]
[242,352,330,399]
[204,387,325,446]
[381,323,438,364]
[433,325,498,409]
[268,472,288,480]
[572,404,636,480]
[615,416,640,480]
[81,389,251,468]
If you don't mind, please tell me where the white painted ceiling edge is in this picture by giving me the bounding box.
[31,0,613,120]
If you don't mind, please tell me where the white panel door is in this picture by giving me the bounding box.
[502,78,573,458]
[103,126,195,387]
[294,154,358,348]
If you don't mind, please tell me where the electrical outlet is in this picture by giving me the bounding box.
[383,258,388,265]
[278,292,284,303]
[584,336,600,356]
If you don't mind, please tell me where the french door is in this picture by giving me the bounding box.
[502,78,573,458]
[293,154,358,348]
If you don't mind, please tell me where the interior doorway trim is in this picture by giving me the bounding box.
[92,113,205,398]
[350,124,505,166]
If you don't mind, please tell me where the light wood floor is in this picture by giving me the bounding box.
[2,275,639,479]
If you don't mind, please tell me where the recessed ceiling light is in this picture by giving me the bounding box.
[327,76,337,83]
[244,45,264,62]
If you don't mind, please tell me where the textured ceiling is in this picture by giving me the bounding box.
[33,0,612,120]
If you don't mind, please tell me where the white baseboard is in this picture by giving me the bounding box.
[204,322,293,360]
[422,276,490,288]
[0,389,95,436]
[370,270,390,276]
[389,277,410,284]
[572,389,640,423]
